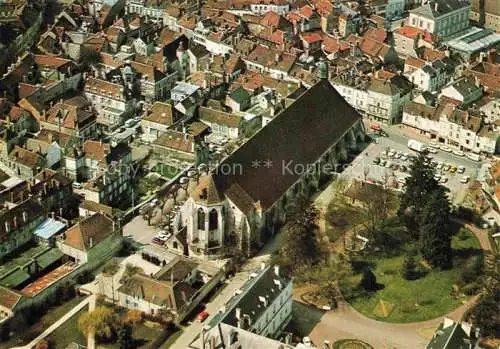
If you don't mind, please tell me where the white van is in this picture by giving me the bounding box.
[466,153,481,161]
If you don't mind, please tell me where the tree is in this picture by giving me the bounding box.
[399,152,440,237]
[401,254,417,280]
[280,195,324,272]
[34,339,50,349]
[353,181,398,244]
[468,290,500,338]
[125,310,143,325]
[78,306,117,341]
[117,323,134,349]
[419,186,452,269]
[301,254,352,306]
[360,268,378,291]
[78,48,102,70]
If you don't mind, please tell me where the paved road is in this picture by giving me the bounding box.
[123,215,159,245]
[172,232,285,348]
[11,295,93,349]
[342,125,482,205]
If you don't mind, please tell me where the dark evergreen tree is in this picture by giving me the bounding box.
[360,268,378,291]
[401,254,417,280]
[469,289,500,338]
[399,152,439,237]
[117,323,134,349]
[419,186,452,269]
[280,195,323,271]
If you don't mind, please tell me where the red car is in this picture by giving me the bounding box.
[196,310,209,322]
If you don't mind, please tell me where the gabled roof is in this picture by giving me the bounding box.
[0,286,22,310]
[191,175,223,204]
[426,319,473,349]
[410,0,470,19]
[199,106,242,128]
[62,213,116,252]
[143,102,176,126]
[212,79,361,210]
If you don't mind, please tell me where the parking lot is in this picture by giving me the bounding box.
[342,135,482,204]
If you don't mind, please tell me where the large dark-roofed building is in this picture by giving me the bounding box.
[212,79,363,209]
[181,77,365,258]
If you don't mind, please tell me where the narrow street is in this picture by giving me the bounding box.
[171,232,285,348]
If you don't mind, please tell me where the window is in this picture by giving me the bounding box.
[209,209,218,230]
[197,208,205,230]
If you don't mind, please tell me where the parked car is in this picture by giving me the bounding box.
[373,157,381,164]
[440,177,448,183]
[196,310,209,322]
[125,119,136,128]
[152,237,164,245]
[428,142,439,149]
[443,164,451,171]
[72,182,83,189]
[434,174,441,180]
[388,150,396,158]
[427,147,438,154]
[380,159,387,166]
[457,166,466,174]
[436,162,443,170]
[452,149,465,156]
[440,145,452,152]
[400,165,407,172]
[395,151,402,159]
[391,163,399,170]
[460,176,470,184]
[449,166,457,173]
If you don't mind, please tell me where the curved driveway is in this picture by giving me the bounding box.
[304,218,491,349]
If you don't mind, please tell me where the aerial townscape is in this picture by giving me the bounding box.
[0,0,499,348]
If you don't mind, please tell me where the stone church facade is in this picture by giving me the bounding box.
[176,77,365,259]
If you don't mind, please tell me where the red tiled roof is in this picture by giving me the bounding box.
[83,140,110,161]
[301,32,323,44]
[34,55,72,69]
[322,36,350,54]
[363,27,386,43]
[0,286,22,310]
[299,5,314,18]
[394,25,421,39]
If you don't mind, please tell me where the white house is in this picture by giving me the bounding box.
[402,101,497,154]
[211,264,293,338]
[332,73,413,124]
[407,0,470,39]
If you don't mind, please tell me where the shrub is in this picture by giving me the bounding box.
[34,339,50,349]
[360,269,378,291]
[126,310,143,325]
[77,270,95,284]
[461,283,480,296]
[401,254,417,280]
[460,255,484,285]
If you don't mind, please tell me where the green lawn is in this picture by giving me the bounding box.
[340,230,482,323]
[0,296,87,349]
[47,306,88,349]
[325,203,368,242]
